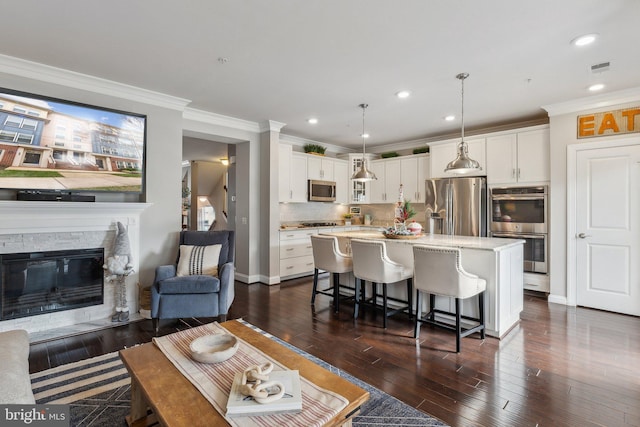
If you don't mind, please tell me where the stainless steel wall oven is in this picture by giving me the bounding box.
[490,186,548,274]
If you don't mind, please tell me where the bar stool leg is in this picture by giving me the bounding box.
[354,277,360,319]
[382,283,388,329]
[414,290,422,338]
[311,268,319,304]
[479,291,486,339]
[455,297,461,353]
[332,272,340,313]
[406,278,413,319]
[429,294,436,321]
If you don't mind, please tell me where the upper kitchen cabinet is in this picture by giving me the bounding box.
[307,155,335,181]
[279,144,307,202]
[343,153,378,203]
[366,154,429,204]
[486,127,549,185]
[429,138,486,179]
[401,155,430,203]
[333,159,349,204]
[369,158,401,203]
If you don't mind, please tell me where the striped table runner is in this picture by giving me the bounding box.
[152,322,348,427]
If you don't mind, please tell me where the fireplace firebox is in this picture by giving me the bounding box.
[1,248,104,320]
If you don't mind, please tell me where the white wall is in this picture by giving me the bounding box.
[546,93,640,303]
[182,113,263,283]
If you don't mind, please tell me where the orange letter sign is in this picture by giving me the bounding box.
[579,115,595,137]
[597,113,620,135]
[621,109,640,131]
[577,107,640,139]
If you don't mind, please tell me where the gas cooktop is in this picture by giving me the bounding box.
[300,222,337,227]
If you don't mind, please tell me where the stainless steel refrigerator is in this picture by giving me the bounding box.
[424,177,487,237]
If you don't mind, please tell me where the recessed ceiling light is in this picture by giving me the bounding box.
[588,83,605,92]
[307,118,318,124]
[396,90,411,99]
[571,33,598,47]
[361,133,370,138]
[444,115,455,121]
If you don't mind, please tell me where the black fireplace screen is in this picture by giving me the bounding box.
[0,248,104,320]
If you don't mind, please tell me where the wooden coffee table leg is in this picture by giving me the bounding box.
[126,377,150,427]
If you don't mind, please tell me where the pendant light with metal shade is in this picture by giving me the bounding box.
[351,103,378,182]
[445,72,482,174]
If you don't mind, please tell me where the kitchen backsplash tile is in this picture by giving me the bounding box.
[279,202,426,226]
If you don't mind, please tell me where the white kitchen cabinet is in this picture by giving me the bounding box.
[400,155,429,203]
[307,155,335,181]
[486,128,549,185]
[369,158,401,203]
[279,144,307,202]
[368,155,428,204]
[368,159,386,203]
[429,138,486,179]
[279,228,317,278]
[333,159,349,204]
[344,153,377,203]
[384,159,401,202]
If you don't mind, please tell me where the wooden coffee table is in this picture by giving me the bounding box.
[119,320,369,427]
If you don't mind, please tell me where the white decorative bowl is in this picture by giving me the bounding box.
[190,334,239,364]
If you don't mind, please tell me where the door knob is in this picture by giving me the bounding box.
[577,232,591,239]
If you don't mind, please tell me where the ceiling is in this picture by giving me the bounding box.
[183,137,229,162]
[3,0,639,149]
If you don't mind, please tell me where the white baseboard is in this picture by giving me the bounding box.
[235,272,263,284]
[547,294,569,305]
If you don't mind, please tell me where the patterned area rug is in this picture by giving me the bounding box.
[30,320,447,426]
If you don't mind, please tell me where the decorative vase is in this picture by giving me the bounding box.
[407,221,423,234]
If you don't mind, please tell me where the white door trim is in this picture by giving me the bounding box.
[566,137,640,306]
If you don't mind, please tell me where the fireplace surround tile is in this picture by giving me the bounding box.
[0,201,150,335]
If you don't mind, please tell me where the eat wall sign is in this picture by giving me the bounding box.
[578,107,640,138]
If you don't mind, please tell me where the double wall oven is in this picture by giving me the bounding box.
[490,186,548,274]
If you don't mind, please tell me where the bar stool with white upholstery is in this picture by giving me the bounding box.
[310,235,353,313]
[412,245,486,353]
[350,239,413,328]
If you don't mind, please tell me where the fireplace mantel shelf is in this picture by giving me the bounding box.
[0,200,151,215]
[0,201,152,235]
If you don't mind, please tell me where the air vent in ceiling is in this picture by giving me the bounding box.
[591,62,610,73]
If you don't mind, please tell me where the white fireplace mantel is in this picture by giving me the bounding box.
[0,200,152,336]
[0,201,151,234]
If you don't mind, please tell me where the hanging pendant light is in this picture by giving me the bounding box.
[351,103,378,182]
[445,73,482,174]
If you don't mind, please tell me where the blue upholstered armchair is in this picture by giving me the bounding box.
[151,230,235,333]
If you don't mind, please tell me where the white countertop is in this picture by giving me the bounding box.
[320,230,524,251]
[280,225,382,231]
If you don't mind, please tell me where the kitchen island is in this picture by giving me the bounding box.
[321,230,524,338]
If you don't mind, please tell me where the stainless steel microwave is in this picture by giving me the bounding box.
[308,180,336,202]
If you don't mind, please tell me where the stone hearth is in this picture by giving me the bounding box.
[0,201,149,335]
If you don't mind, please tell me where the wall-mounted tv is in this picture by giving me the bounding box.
[0,88,146,194]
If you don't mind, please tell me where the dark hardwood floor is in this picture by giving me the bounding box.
[29,275,640,427]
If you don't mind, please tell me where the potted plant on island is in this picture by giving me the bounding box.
[386,200,422,237]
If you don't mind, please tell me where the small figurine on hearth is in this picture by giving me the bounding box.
[104,222,134,322]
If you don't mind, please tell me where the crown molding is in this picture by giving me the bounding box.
[279,133,353,155]
[259,120,287,133]
[0,54,191,111]
[183,107,261,133]
[543,87,640,116]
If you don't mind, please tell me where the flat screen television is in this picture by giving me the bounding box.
[0,88,146,195]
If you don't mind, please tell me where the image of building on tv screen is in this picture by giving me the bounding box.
[0,90,145,193]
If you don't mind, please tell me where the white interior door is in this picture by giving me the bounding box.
[575,143,640,315]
